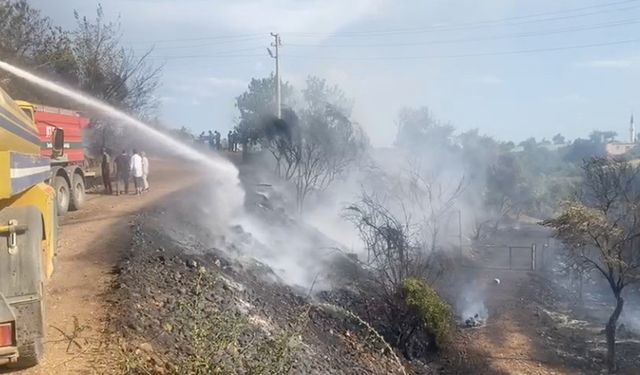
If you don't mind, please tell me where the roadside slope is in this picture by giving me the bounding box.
[13,160,200,375]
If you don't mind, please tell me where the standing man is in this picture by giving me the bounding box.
[101,148,113,195]
[233,130,238,151]
[227,130,233,151]
[130,149,144,195]
[114,150,130,195]
[232,130,239,152]
[208,130,215,150]
[215,131,221,150]
[141,151,150,192]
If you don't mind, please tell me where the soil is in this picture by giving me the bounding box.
[103,183,407,374]
[4,159,201,375]
[2,155,639,375]
[439,269,640,375]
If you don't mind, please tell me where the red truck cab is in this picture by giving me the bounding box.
[15,101,92,215]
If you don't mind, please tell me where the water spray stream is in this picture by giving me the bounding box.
[0,60,245,223]
[0,61,233,172]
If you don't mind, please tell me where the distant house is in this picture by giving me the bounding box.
[605,115,637,156]
[605,143,636,156]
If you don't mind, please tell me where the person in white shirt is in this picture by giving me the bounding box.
[129,149,144,195]
[141,151,150,192]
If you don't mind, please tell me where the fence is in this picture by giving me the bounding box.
[461,243,537,271]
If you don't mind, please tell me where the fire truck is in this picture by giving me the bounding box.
[0,87,60,367]
[15,101,94,215]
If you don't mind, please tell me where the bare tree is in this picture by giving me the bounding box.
[294,112,365,211]
[286,78,364,210]
[71,5,161,151]
[406,165,465,252]
[345,192,421,292]
[344,188,455,356]
[0,0,76,99]
[471,195,511,241]
[262,109,302,180]
[0,2,161,153]
[543,157,640,373]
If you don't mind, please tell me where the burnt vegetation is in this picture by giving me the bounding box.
[1,1,640,373]
[544,157,640,372]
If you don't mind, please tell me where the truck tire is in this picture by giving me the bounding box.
[69,174,85,211]
[53,175,70,216]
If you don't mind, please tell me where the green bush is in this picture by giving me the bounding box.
[401,278,453,348]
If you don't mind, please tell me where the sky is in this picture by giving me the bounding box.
[29,0,640,146]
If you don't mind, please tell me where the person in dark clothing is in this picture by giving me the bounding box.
[227,130,233,151]
[214,131,221,150]
[208,130,215,150]
[101,148,113,195]
[231,130,240,152]
[232,130,239,152]
[114,150,130,195]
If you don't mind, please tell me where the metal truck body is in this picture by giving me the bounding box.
[16,101,92,215]
[0,87,60,367]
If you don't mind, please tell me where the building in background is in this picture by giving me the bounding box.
[605,115,637,156]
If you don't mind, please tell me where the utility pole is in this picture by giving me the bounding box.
[268,33,282,118]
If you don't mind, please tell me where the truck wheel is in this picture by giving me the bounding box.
[69,174,85,211]
[53,175,69,216]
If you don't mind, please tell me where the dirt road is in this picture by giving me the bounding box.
[8,160,199,374]
[447,271,573,375]
[444,269,640,375]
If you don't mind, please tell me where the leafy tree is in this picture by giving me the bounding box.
[293,77,366,210]
[552,133,566,145]
[589,130,617,144]
[0,1,161,152]
[235,74,293,153]
[543,157,640,372]
[395,107,456,161]
[0,0,75,100]
[170,126,195,143]
[236,75,366,211]
[518,137,537,151]
[564,137,606,163]
[71,5,161,150]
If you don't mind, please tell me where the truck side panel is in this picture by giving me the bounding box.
[34,109,88,164]
[7,184,57,279]
[0,205,46,364]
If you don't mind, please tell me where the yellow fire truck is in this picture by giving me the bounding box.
[0,85,61,367]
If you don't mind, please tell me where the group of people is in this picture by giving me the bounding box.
[101,149,150,196]
[198,130,239,152]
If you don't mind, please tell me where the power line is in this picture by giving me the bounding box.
[287,1,640,37]
[125,33,265,45]
[131,40,267,53]
[148,53,264,61]
[142,37,639,62]
[285,18,640,48]
[146,46,265,57]
[123,1,639,47]
[281,38,640,61]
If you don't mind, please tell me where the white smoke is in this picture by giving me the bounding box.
[457,283,489,321]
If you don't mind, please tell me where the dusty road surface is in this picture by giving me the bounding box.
[443,269,640,375]
[5,160,201,375]
[446,271,574,375]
